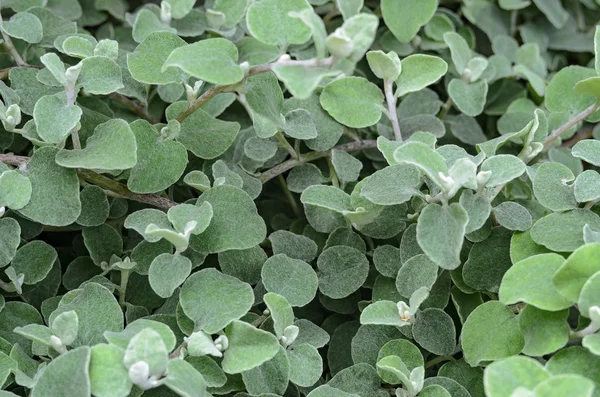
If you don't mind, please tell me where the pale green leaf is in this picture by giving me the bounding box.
[448,79,488,117]
[149,253,192,298]
[531,209,600,252]
[417,203,468,270]
[483,356,550,397]
[1,12,43,44]
[123,328,168,377]
[128,119,188,194]
[18,147,81,227]
[180,268,254,333]
[0,170,32,210]
[55,119,137,170]
[572,139,600,167]
[481,155,526,187]
[11,240,57,285]
[89,344,132,397]
[163,38,244,85]
[246,0,312,46]
[31,347,91,397]
[190,185,266,253]
[499,253,572,311]
[33,94,82,144]
[317,246,369,299]
[77,56,123,95]
[533,162,577,212]
[320,76,384,128]
[553,243,600,303]
[241,345,289,395]
[519,306,569,357]
[396,55,448,97]
[381,0,437,43]
[262,254,318,307]
[127,32,187,85]
[461,301,524,366]
[222,320,280,374]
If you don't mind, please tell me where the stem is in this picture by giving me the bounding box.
[0,13,26,66]
[66,86,81,149]
[438,97,453,120]
[425,355,454,369]
[384,80,402,141]
[0,154,177,210]
[118,269,130,307]
[169,342,188,359]
[570,322,599,340]
[174,57,334,124]
[488,103,600,202]
[259,140,377,183]
[328,157,340,188]
[585,199,600,210]
[278,175,301,218]
[109,93,158,123]
[543,103,600,146]
[275,132,298,159]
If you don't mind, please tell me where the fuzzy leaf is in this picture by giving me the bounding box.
[320,77,384,128]
[461,301,524,366]
[317,246,369,299]
[191,185,266,253]
[448,79,488,117]
[55,119,137,170]
[246,0,312,46]
[163,38,244,85]
[18,147,81,227]
[499,253,572,311]
[222,320,280,374]
[417,203,468,270]
[262,254,318,307]
[33,94,82,144]
[396,55,448,97]
[149,253,192,298]
[127,32,187,85]
[2,12,43,44]
[180,268,254,333]
[31,347,91,397]
[0,170,32,210]
[381,0,437,43]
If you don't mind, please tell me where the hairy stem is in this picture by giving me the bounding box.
[109,93,158,124]
[489,103,600,202]
[0,14,26,67]
[66,86,81,149]
[118,269,130,308]
[544,103,600,146]
[259,140,377,183]
[175,57,334,124]
[384,80,402,141]
[0,154,177,210]
[278,175,301,218]
[276,132,298,159]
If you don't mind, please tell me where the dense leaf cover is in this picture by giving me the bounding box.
[1,0,600,396]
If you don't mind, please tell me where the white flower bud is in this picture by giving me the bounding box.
[50,335,67,354]
[160,0,172,25]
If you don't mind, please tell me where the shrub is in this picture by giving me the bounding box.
[1,0,600,396]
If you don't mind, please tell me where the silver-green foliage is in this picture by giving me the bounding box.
[2,1,600,397]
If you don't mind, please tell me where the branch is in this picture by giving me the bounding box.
[0,14,26,67]
[109,93,159,124]
[0,154,177,210]
[174,57,334,124]
[543,103,600,146]
[488,103,600,202]
[384,80,402,141]
[259,140,377,183]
